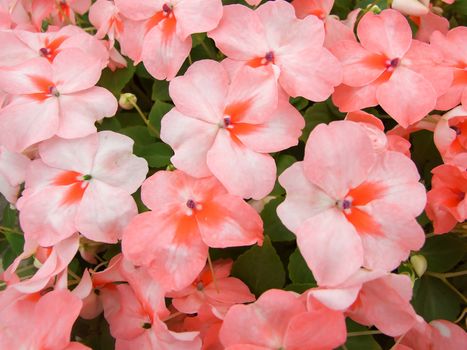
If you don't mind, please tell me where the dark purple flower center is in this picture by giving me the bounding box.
[265,51,275,63]
[48,86,60,97]
[39,47,51,56]
[162,3,172,14]
[186,199,196,209]
[342,199,352,210]
[387,58,400,69]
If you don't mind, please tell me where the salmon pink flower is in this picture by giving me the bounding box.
[433,106,467,168]
[0,288,89,349]
[309,270,418,336]
[430,27,467,110]
[0,49,117,152]
[0,25,109,68]
[89,0,123,44]
[115,0,222,80]
[161,59,304,199]
[426,164,466,234]
[168,259,255,315]
[17,131,148,246]
[0,146,29,204]
[277,121,426,286]
[208,0,342,101]
[219,289,346,350]
[331,9,451,128]
[398,318,467,350]
[31,0,91,29]
[122,170,263,291]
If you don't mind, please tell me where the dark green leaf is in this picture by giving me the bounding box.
[419,235,466,273]
[192,33,207,48]
[288,248,316,285]
[412,275,462,322]
[290,97,309,111]
[271,154,296,195]
[284,283,315,293]
[301,99,345,142]
[152,79,171,102]
[98,61,135,97]
[261,197,295,242]
[138,142,173,168]
[149,100,174,134]
[346,319,383,350]
[119,126,155,146]
[231,237,286,296]
[410,130,443,187]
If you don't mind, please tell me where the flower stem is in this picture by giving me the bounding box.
[129,100,160,138]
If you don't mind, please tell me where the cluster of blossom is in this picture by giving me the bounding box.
[0,0,466,349]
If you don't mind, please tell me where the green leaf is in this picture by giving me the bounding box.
[284,283,316,293]
[412,276,462,322]
[192,32,207,48]
[149,100,174,134]
[410,130,443,187]
[419,235,466,273]
[1,206,24,255]
[345,319,382,350]
[301,99,345,142]
[288,248,316,285]
[97,61,135,97]
[271,154,296,195]
[261,197,295,242]
[290,96,309,111]
[231,237,286,296]
[119,125,155,146]
[138,142,173,168]
[152,79,171,102]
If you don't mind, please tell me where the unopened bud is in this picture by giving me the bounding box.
[367,4,382,14]
[119,93,137,110]
[410,255,428,277]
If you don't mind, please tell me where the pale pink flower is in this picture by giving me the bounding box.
[115,0,223,80]
[0,146,29,203]
[277,121,426,286]
[89,0,123,44]
[160,60,304,199]
[208,0,342,101]
[168,259,255,315]
[426,164,466,234]
[30,0,91,29]
[219,289,346,350]
[331,9,451,128]
[0,49,117,152]
[17,131,148,246]
[122,170,263,291]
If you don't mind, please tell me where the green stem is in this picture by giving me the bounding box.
[347,330,383,337]
[129,100,160,138]
[200,41,216,60]
[426,272,467,304]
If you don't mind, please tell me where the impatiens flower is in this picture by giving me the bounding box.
[308,270,418,336]
[426,164,466,234]
[397,317,467,350]
[277,121,426,286]
[115,0,223,80]
[2,233,79,293]
[17,131,148,246]
[122,170,263,291]
[219,289,347,350]
[208,0,342,101]
[0,146,29,203]
[392,0,430,16]
[161,59,304,199]
[433,106,467,168]
[89,0,123,44]
[331,9,451,128]
[0,25,109,68]
[168,259,255,315]
[0,49,117,152]
[430,27,467,110]
[31,0,91,29]
[0,288,89,349]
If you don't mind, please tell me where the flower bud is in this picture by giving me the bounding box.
[119,93,137,110]
[367,3,382,14]
[410,255,428,277]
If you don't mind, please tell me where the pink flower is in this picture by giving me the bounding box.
[0,288,89,349]
[17,131,148,246]
[331,9,451,128]
[208,0,342,101]
[0,49,117,152]
[115,0,223,80]
[0,25,109,68]
[89,0,124,44]
[0,146,29,203]
[30,0,91,29]
[433,106,467,168]
[219,289,346,350]
[398,317,467,350]
[168,259,255,315]
[160,59,304,199]
[277,121,426,286]
[430,27,467,110]
[426,164,466,234]
[122,170,263,291]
